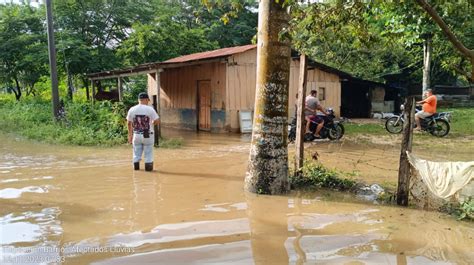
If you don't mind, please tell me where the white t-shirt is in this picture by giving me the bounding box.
[126,104,159,133]
[304,95,321,116]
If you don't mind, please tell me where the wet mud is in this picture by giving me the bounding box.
[1,132,473,264]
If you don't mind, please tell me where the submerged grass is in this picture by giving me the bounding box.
[290,161,356,191]
[159,137,183,148]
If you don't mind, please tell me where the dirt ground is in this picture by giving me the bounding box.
[289,122,473,188]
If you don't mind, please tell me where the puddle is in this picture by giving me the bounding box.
[0,131,473,264]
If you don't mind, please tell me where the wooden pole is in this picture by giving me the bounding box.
[295,54,308,174]
[153,95,159,147]
[91,80,95,104]
[422,36,432,94]
[117,77,123,102]
[45,0,60,119]
[154,71,161,145]
[85,79,90,101]
[397,96,415,206]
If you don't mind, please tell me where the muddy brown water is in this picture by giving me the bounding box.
[0,131,473,265]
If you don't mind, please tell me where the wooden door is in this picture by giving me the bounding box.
[198,80,211,131]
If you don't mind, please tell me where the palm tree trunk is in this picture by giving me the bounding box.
[245,0,291,195]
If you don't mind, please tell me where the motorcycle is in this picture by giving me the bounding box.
[385,105,452,137]
[288,108,344,143]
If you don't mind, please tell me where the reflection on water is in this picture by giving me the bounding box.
[0,186,50,199]
[0,132,473,265]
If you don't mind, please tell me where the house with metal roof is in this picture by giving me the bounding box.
[87,45,395,132]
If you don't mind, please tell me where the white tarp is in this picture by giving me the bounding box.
[407,152,474,199]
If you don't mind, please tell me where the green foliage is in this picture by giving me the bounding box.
[290,161,356,191]
[117,19,218,66]
[0,4,48,99]
[344,123,386,135]
[289,0,472,85]
[0,97,127,146]
[121,76,149,109]
[457,197,474,221]
[0,95,183,147]
[442,197,474,221]
[159,137,183,149]
[438,107,474,136]
[198,0,257,47]
[54,0,155,72]
[342,107,474,137]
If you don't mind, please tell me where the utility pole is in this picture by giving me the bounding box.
[46,0,60,119]
[422,34,432,94]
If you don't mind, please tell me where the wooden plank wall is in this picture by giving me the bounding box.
[226,49,258,130]
[288,61,341,117]
[159,62,226,109]
[226,49,341,131]
[148,62,226,130]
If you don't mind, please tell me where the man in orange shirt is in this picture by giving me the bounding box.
[415,89,437,131]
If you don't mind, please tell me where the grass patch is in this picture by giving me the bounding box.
[0,99,127,146]
[343,106,473,138]
[290,161,356,191]
[0,97,184,147]
[438,107,474,136]
[159,137,183,148]
[344,123,386,135]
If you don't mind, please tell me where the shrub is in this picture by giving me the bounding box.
[290,161,356,191]
[442,197,474,221]
[0,99,127,146]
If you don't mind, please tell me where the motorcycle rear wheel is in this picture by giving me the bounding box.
[385,116,403,134]
[328,123,344,140]
[429,119,450,137]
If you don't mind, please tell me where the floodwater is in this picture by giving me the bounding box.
[0,131,473,265]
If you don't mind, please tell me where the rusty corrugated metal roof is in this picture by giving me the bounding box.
[163,44,256,64]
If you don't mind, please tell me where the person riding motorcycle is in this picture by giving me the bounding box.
[305,89,328,138]
[415,89,437,131]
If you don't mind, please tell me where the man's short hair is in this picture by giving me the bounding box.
[426,89,433,94]
[310,89,317,95]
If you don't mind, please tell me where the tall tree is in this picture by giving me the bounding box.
[415,0,474,83]
[53,0,155,91]
[289,0,472,86]
[117,17,218,66]
[196,0,258,47]
[0,4,47,100]
[245,0,291,195]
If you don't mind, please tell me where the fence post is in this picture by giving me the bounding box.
[397,96,415,206]
[295,54,307,175]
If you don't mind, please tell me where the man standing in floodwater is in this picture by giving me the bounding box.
[127,92,160,171]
